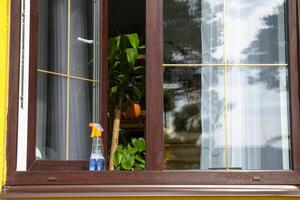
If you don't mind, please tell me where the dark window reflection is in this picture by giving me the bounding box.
[164,66,291,170]
[164,67,225,170]
[164,0,287,65]
[164,0,223,64]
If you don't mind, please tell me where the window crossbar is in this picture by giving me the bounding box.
[163,63,288,68]
[37,68,99,83]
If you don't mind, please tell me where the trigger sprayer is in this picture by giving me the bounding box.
[89,123,105,171]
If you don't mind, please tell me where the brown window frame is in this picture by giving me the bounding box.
[26,0,110,172]
[4,0,300,195]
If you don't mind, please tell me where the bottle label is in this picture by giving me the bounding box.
[89,158,105,171]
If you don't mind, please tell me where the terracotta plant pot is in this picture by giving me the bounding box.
[122,103,142,119]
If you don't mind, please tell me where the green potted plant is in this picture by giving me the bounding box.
[108,33,145,170]
[113,138,145,170]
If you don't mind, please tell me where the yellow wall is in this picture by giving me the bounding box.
[0,0,9,193]
[0,0,299,199]
[1,198,300,200]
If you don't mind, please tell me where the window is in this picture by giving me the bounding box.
[5,0,300,194]
[35,0,101,161]
[163,0,292,171]
[14,0,106,171]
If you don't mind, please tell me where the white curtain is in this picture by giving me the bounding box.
[225,67,289,170]
[200,0,225,170]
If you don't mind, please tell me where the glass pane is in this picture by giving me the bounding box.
[164,0,224,64]
[38,0,68,74]
[69,80,97,160]
[163,1,291,171]
[36,0,100,161]
[226,66,291,170]
[226,0,287,64]
[36,74,67,160]
[70,0,97,79]
[163,66,225,170]
[164,66,292,170]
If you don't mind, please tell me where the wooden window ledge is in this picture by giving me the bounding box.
[2,185,300,198]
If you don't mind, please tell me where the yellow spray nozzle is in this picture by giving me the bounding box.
[89,123,104,138]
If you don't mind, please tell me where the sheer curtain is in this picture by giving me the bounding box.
[225,0,289,170]
[226,68,289,170]
[200,0,225,170]
[36,0,94,160]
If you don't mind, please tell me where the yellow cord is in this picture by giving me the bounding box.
[66,0,71,160]
[162,63,287,68]
[223,0,229,171]
[37,69,99,83]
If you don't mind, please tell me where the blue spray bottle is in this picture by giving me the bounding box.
[89,123,105,171]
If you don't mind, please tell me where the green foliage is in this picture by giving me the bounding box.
[113,138,146,170]
[109,33,145,107]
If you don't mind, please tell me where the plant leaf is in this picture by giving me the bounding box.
[133,162,145,170]
[115,74,127,86]
[127,144,137,155]
[109,86,118,98]
[134,155,145,164]
[132,138,145,152]
[134,75,144,80]
[132,86,142,101]
[121,155,135,170]
[126,33,139,48]
[126,48,137,67]
[133,66,144,71]
[119,35,130,50]
[113,149,123,166]
[131,138,137,144]
[109,36,120,60]
[133,66,145,74]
